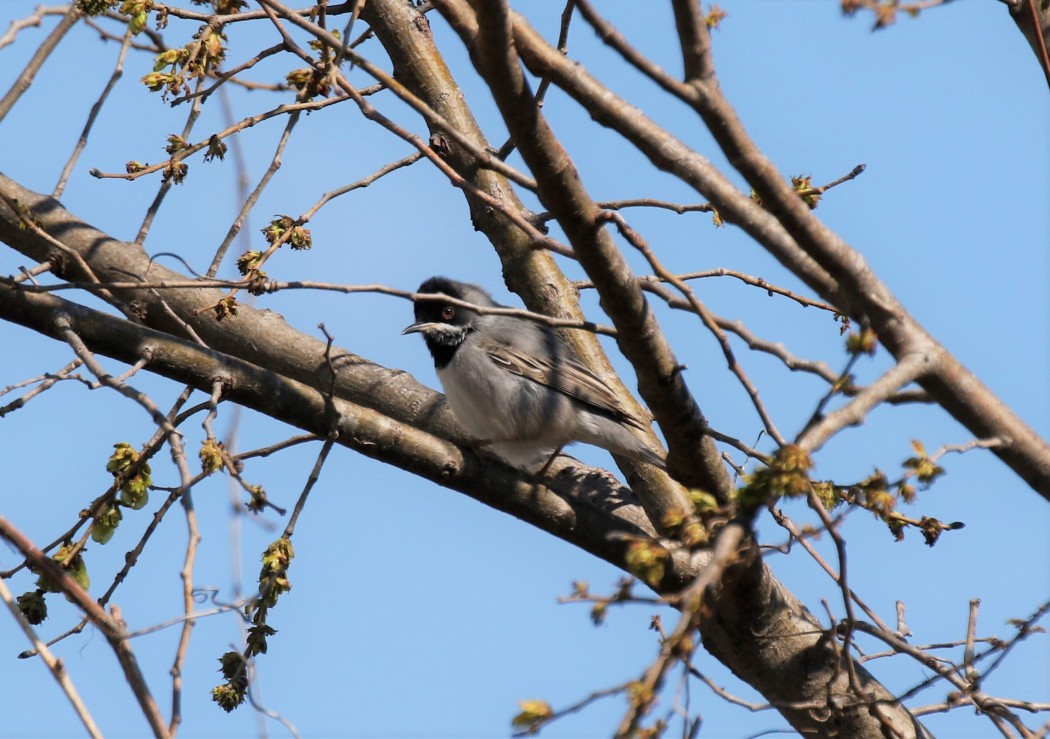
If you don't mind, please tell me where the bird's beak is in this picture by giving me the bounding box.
[401,321,435,336]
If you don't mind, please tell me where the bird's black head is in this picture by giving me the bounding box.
[403,277,493,368]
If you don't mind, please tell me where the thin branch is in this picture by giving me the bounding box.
[124,596,254,640]
[769,506,896,636]
[0,5,71,49]
[640,269,838,312]
[298,150,425,221]
[511,682,634,737]
[807,493,864,699]
[796,352,929,452]
[283,324,340,540]
[631,278,866,396]
[0,4,81,122]
[688,668,773,712]
[542,161,863,226]
[0,515,170,738]
[90,98,337,182]
[616,523,747,736]
[168,388,205,736]
[0,359,84,418]
[600,210,786,447]
[235,434,321,461]
[55,314,178,435]
[168,43,289,107]
[135,67,211,245]
[258,0,541,192]
[0,577,103,739]
[205,107,302,277]
[54,27,133,197]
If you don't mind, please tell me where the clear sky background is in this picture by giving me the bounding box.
[0,2,1047,738]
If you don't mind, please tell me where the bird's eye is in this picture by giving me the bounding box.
[441,305,455,320]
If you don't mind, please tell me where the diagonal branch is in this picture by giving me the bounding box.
[0,4,81,122]
[508,8,847,311]
[0,576,102,739]
[433,0,727,519]
[508,5,1050,499]
[0,515,170,739]
[797,352,929,452]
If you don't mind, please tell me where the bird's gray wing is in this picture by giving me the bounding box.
[481,339,648,431]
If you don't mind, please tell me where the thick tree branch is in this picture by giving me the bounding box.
[507,10,1050,499]
[433,0,727,518]
[0,171,465,441]
[0,277,686,588]
[508,9,848,312]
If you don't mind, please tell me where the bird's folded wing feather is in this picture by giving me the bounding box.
[483,340,647,431]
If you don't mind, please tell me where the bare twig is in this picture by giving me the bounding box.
[796,352,928,452]
[283,324,340,539]
[688,668,773,712]
[769,506,895,635]
[168,43,289,107]
[55,314,177,434]
[135,68,210,245]
[511,682,634,737]
[600,210,786,446]
[616,523,747,736]
[0,5,72,49]
[54,28,133,197]
[0,5,81,122]
[168,415,201,736]
[0,577,102,738]
[0,359,84,417]
[0,515,170,738]
[205,107,302,278]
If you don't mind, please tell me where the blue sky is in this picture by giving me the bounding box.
[0,2,1047,737]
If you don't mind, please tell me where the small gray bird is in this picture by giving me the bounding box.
[403,276,666,471]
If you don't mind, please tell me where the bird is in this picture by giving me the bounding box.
[403,276,666,472]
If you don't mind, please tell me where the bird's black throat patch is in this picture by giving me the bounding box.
[424,325,469,369]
